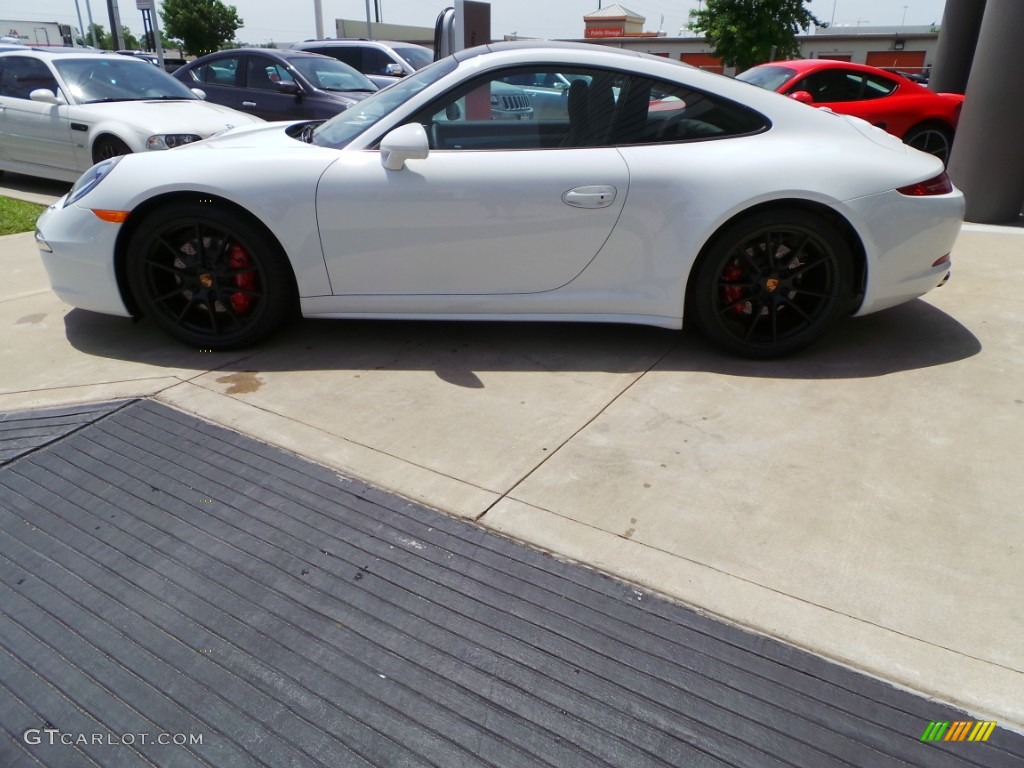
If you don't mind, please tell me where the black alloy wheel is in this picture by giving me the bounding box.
[92,136,132,163]
[127,202,294,349]
[903,123,953,166]
[691,209,853,358]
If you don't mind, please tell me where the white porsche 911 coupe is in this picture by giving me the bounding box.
[35,42,964,357]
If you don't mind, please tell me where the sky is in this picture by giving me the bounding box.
[2,0,948,48]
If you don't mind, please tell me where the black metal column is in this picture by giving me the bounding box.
[947,0,1024,223]
[928,0,986,94]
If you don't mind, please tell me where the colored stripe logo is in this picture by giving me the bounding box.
[921,721,997,742]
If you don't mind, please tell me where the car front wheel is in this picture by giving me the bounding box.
[126,202,294,349]
[690,209,853,358]
[92,136,132,163]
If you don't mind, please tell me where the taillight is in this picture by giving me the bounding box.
[898,172,953,196]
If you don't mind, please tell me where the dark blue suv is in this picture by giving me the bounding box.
[173,48,377,121]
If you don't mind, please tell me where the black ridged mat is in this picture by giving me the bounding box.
[0,399,1021,767]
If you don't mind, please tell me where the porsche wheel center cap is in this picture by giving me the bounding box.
[764,277,780,293]
[199,273,214,288]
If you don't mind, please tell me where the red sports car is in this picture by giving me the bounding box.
[736,59,963,164]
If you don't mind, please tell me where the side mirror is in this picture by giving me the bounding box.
[191,87,208,100]
[30,88,63,105]
[788,90,814,104]
[277,81,301,95]
[384,63,405,77]
[380,123,429,171]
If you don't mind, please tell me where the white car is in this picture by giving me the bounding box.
[0,49,262,182]
[35,42,964,357]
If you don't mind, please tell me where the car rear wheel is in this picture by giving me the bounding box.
[92,136,132,163]
[690,209,853,358]
[903,123,953,165]
[127,202,294,349]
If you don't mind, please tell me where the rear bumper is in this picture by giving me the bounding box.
[846,187,964,316]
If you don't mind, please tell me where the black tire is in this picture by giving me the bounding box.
[126,202,295,350]
[690,209,853,358]
[92,136,132,163]
[903,123,953,165]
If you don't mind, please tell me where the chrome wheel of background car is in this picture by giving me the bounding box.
[127,202,294,349]
[691,209,853,358]
[92,136,132,163]
[903,123,953,165]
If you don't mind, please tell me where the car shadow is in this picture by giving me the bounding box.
[63,297,981,385]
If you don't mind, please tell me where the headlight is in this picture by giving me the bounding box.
[146,133,202,150]
[64,156,122,208]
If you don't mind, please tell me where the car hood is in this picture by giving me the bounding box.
[76,99,262,135]
[180,120,313,150]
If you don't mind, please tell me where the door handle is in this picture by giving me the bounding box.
[562,185,617,209]
[242,101,257,108]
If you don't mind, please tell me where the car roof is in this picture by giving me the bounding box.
[758,59,903,77]
[296,39,411,46]
[0,48,143,60]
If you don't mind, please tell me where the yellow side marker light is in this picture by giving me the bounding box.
[91,209,130,223]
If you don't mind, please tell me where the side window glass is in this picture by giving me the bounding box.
[195,56,239,87]
[0,56,59,100]
[622,76,768,144]
[407,66,766,151]
[799,70,863,102]
[246,56,293,90]
[862,73,897,99]
[362,48,394,76]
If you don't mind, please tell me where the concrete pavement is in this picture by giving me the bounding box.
[2,179,1022,730]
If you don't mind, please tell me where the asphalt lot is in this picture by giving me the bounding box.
[1,172,1022,734]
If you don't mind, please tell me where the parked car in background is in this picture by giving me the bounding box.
[173,48,377,122]
[116,50,158,66]
[36,42,962,358]
[290,39,433,88]
[737,59,963,164]
[0,49,262,182]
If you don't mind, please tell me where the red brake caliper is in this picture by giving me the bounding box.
[227,244,255,314]
[722,263,745,315]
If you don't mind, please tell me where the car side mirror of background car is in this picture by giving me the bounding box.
[788,90,814,104]
[30,88,65,105]
[380,123,429,171]
[384,63,405,77]
[191,88,207,100]
[276,81,301,96]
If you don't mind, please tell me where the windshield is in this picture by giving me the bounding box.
[54,57,198,103]
[735,65,797,92]
[393,45,433,71]
[286,55,377,93]
[313,56,457,149]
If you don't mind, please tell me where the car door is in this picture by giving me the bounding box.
[315,66,631,296]
[239,54,310,121]
[183,53,243,110]
[0,55,76,172]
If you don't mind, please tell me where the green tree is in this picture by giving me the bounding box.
[79,23,139,50]
[688,0,821,71]
[160,0,243,55]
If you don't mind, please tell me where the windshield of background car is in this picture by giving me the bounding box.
[286,56,377,92]
[312,56,457,148]
[54,57,198,103]
[735,65,797,92]
[393,45,433,71]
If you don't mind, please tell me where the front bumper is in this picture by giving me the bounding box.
[35,199,131,317]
